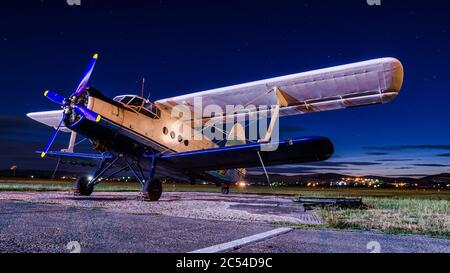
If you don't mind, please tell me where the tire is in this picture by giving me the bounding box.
[221,186,230,195]
[74,176,94,196]
[145,178,163,201]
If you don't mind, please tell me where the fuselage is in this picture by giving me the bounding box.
[67,88,241,184]
[94,93,217,153]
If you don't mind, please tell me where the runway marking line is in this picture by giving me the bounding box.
[188,227,292,253]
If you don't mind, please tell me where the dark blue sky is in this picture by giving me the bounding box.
[1,0,449,177]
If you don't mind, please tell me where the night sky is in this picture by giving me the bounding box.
[1,0,449,177]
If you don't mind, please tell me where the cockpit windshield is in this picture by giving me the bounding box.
[117,96,133,104]
[113,95,160,119]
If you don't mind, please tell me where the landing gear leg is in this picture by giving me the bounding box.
[73,156,122,196]
[140,155,163,201]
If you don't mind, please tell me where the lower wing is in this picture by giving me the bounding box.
[156,137,333,171]
[36,150,112,166]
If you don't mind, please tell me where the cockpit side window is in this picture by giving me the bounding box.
[128,97,144,107]
[142,101,161,119]
[113,95,161,119]
[143,102,156,112]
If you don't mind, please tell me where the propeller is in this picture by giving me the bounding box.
[73,105,101,123]
[73,53,98,98]
[44,90,65,105]
[40,54,101,158]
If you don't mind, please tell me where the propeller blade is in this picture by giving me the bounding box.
[73,53,99,98]
[74,105,101,123]
[41,116,64,158]
[43,90,66,105]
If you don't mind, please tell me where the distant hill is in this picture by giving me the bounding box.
[246,173,350,185]
[247,173,450,189]
[361,175,418,183]
[246,172,420,185]
[416,173,450,187]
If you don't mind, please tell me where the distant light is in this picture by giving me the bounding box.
[88,176,93,181]
[237,181,247,188]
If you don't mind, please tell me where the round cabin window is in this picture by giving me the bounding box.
[170,131,176,139]
[163,127,169,135]
[184,140,189,146]
[178,135,183,143]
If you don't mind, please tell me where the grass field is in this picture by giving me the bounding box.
[320,198,449,237]
[1,179,449,237]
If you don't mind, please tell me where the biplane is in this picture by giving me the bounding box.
[27,54,404,201]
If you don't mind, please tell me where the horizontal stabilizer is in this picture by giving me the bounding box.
[157,137,333,171]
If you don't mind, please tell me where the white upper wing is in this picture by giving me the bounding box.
[156,58,404,122]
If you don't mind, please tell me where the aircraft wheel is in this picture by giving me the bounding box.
[74,176,94,196]
[143,178,163,201]
[221,186,230,195]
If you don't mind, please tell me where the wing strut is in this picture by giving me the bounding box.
[51,159,61,179]
[258,87,288,143]
[256,151,274,191]
[67,131,78,152]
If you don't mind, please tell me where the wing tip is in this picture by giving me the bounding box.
[382,57,404,94]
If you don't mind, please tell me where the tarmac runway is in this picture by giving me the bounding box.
[0,191,448,253]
